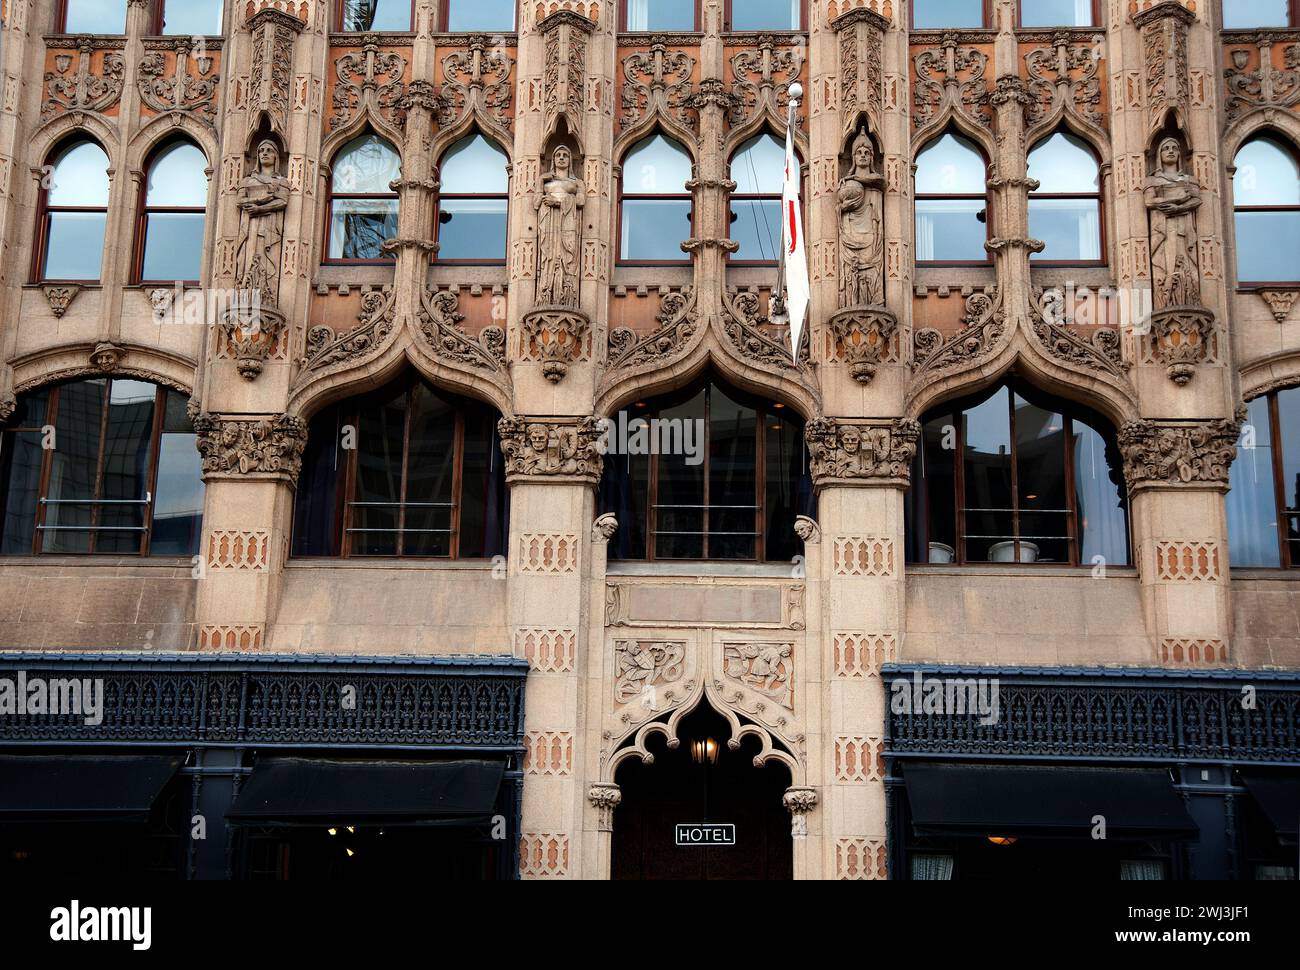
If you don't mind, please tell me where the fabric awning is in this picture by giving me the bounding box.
[903,763,1197,838]
[0,755,180,823]
[226,757,506,826]
[1241,772,1299,841]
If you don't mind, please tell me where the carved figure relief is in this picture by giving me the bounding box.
[536,146,584,308]
[498,416,604,482]
[1144,137,1202,310]
[723,642,794,710]
[614,640,685,704]
[837,126,886,309]
[234,140,291,310]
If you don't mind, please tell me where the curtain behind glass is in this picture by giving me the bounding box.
[910,853,955,880]
[1073,420,1129,566]
[1120,860,1165,880]
[1227,396,1281,567]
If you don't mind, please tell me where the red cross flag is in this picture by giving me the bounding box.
[781,103,808,364]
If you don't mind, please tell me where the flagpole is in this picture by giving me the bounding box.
[784,82,804,363]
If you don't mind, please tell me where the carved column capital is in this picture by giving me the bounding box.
[805,417,920,488]
[498,415,605,486]
[783,786,818,838]
[588,783,622,832]
[1118,408,1246,492]
[193,412,308,485]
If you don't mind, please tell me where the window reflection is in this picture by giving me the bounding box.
[41,140,111,282]
[915,133,988,262]
[327,134,401,261]
[340,0,412,31]
[620,134,693,262]
[1028,132,1102,263]
[1233,136,1300,284]
[913,0,984,28]
[437,135,509,262]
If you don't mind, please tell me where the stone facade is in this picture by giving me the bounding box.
[0,0,1298,880]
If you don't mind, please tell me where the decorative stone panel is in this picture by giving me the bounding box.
[206,531,270,571]
[835,837,887,880]
[524,731,574,776]
[517,628,576,672]
[1153,541,1222,582]
[519,833,570,878]
[518,534,580,573]
[832,537,895,576]
[721,642,794,711]
[1159,638,1230,666]
[833,633,896,678]
[834,736,884,782]
[199,625,264,651]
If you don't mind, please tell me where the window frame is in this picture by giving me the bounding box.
[323,134,401,265]
[0,381,199,558]
[433,134,510,266]
[33,139,111,285]
[727,133,798,266]
[1241,390,1298,569]
[334,0,417,32]
[620,0,702,32]
[1220,0,1299,30]
[1015,0,1098,29]
[133,140,209,286]
[722,0,805,31]
[616,134,695,266]
[59,0,127,34]
[914,132,993,267]
[154,0,226,35]
[1233,135,1300,287]
[910,0,991,30]
[1027,131,1106,267]
[916,384,1130,567]
[438,0,517,32]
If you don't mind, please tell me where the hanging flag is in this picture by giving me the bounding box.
[781,123,809,364]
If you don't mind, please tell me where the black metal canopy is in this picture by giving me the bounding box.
[0,754,180,822]
[1240,771,1300,842]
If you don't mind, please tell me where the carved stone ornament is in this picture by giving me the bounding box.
[728,34,803,129]
[783,786,818,832]
[43,285,81,319]
[913,289,1005,373]
[607,288,699,372]
[1117,408,1246,490]
[138,38,220,123]
[247,9,302,136]
[588,783,622,832]
[43,40,126,121]
[1223,33,1300,123]
[793,515,821,545]
[723,289,803,370]
[1144,137,1202,312]
[438,34,514,131]
[304,287,397,370]
[830,306,896,383]
[329,35,407,131]
[221,304,288,380]
[1024,32,1104,130]
[522,308,590,382]
[1033,287,1126,375]
[193,412,308,484]
[536,145,585,310]
[1260,290,1299,323]
[417,287,506,373]
[1135,2,1193,136]
[1149,305,1214,385]
[834,7,888,131]
[723,642,794,711]
[233,139,291,314]
[89,341,125,372]
[806,417,920,486]
[837,126,886,311]
[592,512,618,543]
[912,33,991,132]
[541,11,594,134]
[0,391,16,426]
[497,416,604,485]
[614,640,685,705]
[620,40,695,130]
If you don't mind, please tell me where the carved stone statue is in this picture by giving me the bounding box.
[1143,136,1202,309]
[837,128,886,308]
[234,139,291,309]
[536,145,585,308]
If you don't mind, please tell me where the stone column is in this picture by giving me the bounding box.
[805,416,918,879]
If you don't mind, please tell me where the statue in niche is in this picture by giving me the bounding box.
[837,127,886,308]
[536,144,585,308]
[1144,136,1202,309]
[233,139,291,310]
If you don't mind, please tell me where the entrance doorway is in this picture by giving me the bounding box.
[611,704,793,880]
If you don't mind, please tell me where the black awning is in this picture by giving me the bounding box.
[0,755,180,823]
[1241,772,1299,841]
[904,763,1197,838]
[226,757,506,826]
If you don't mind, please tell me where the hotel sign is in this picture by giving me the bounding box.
[675,823,735,846]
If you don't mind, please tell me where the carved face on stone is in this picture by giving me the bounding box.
[1158,137,1181,171]
[852,131,873,172]
[839,426,861,453]
[553,146,571,175]
[256,140,280,173]
[527,424,550,453]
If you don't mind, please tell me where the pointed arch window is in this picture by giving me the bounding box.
[37,140,111,283]
[1019,0,1094,27]
[136,140,209,285]
[158,0,224,34]
[905,379,1130,566]
[0,380,203,556]
[914,132,989,264]
[292,374,508,559]
[1233,135,1300,285]
[1028,131,1103,263]
[326,134,401,262]
[60,0,126,32]
[619,134,693,264]
[729,133,788,264]
[337,0,414,31]
[436,134,509,263]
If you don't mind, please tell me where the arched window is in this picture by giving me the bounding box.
[727,0,801,30]
[0,380,203,556]
[442,0,516,30]
[61,0,126,32]
[905,379,1130,565]
[1233,135,1300,284]
[624,0,695,30]
[158,0,223,34]
[436,134,509,262]
[913,0,983,28]
[136,140,209,285]
[37,140,111,283]
[1223,1,1295,29]
[293,374,508,559]
[338,0,413,31]
[1019,0,1093,27]
[1028,131,1102,263]
[729,133,788,263]
[915,132,989,264]
[619,134,693,263]
[598,377,812,563]
[1227,388,1300,568]
[326,134,401,262]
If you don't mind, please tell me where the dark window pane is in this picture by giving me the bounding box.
[708,386,757,560]
[402,384,455,557]
[626,0,694,30]
[1020,0,1093,27]
[293,409,343,557]
[95,380,156,554]
[654,390,706,559]
[65,0,126,32]
[151,433,203,556]
[42,381,106,553]
[913,0,984,28]
[621,199,691,260]
[916,199,985,261]
[438,199,508,260]
[45,212,106,281]
[162,0,224,34]
[351,389,407,555]
[142,212,205,282]
[1235,211,1300,283]
[341,0,412,30]
[162,390,193,433]
[446,0,516,30]
[919,414,958,562]
[731,199,782,262]
[962,387,1012,563]
[1073,419,1129,567]
[1030,198,1101,261]
[457,405,500,558]
[1014,394,1068,563]
[329,200,398,259]
[730,0,800,29]
[1277,388,1300,514]
[764,410,802,563]
[0,432,45,554]
[1227,396,1280,567]
[7,388,50,429]
[1222,0,1290,29]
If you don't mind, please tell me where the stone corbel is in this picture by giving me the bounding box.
[521,307,590,383]
[220,303,288,380]
[89,341,125,372]
[497,415,605,486]
[592,512,619,543]
[588,783,622,832]
[1118,407,1245,492]
[829,306,897,384]
[783,786,818,838]
[193,412,308,485]
[1149,305,1214,385]
[43,284,82,319]
[793,515,821,545]
[1259,290,1299,323]
[805,416,920,488]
